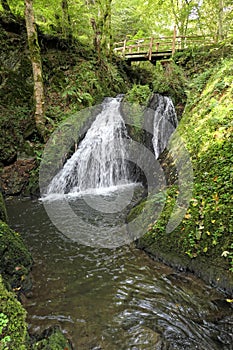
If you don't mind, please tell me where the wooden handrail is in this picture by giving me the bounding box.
[114,32,215,60]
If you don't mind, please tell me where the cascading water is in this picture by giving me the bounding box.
[47,97,130,195]
[47,94,178,197]
[152,95,178,159]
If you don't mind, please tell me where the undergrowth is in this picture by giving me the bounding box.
[140,50,233,272]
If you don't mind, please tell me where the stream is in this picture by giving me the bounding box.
[6,197,233,349]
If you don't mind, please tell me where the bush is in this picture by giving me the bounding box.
[152,61,188,105]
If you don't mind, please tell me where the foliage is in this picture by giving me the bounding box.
[0,275,28,350]
[152,61,188,105]
[140,53,233,272]
[174,39,233,77]
[124,84,151,105]
[1,0,232,44]
[178,58,233,268]
[123,84,152,142]
[0,26,36,165]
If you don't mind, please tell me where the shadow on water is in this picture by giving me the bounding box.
[6,197,233,350]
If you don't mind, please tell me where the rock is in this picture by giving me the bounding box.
[0,191,8,222]
[0,158,37,196]
[31,326,73,350]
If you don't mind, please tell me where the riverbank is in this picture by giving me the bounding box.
[135,44,233,296]
[136,239,233,296]
[0,192,73,349]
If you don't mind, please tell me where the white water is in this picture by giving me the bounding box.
[152,95,178,159]
[47,95,178,197]
[47,97,130,195]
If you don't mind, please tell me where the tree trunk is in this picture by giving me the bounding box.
[24,0,45,138]
[171,0,192,39]
[102,0,113,56]
[217,0,224,39]
[61,0,72,39]
[93,0,112,59]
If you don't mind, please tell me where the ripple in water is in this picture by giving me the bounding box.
[6,198,233,350]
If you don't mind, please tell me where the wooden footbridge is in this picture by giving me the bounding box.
[114,29,213,64]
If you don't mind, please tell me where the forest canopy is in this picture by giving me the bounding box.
[1,0,233,44]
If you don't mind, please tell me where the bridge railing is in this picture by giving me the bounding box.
[114,34,214,60]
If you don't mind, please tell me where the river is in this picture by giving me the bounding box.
[6,197,233,350]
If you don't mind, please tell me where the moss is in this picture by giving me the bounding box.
[0,275,28,349]
[0,221,33,291]
[137,53,233,292]
[31,327,73,350]
[0,192,7,222]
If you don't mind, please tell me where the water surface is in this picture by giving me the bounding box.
[6,197,233,350]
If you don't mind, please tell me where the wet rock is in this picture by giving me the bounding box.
[136,238,233,297]
[31,326,73,350]
[128,325,162,349]
[0,158,36,195]
[0,191,8,222]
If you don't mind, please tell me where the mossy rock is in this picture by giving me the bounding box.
[137,54,233,293]
[31,326,73,350]
[0,221,33,291]
[0,275,28,349]
[0,192,8,222]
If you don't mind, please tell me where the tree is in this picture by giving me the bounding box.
[89,0,113,59]
[196,0,233,40]
[24,0,45,138]
[61,0,72,39]
[169,0,198,37]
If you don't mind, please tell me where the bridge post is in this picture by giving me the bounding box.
[172,25,177,55]
[149,37,154,60]
[123,39,127,55]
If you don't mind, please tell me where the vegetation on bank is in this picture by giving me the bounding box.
[135,42,233,286]
[0,192,29,349]
[0,275,28,349]
[0,192,72,349]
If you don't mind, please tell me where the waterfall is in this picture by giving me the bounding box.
[152,95,178,159]
[46,94,178,196]
[47,97,130,195]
